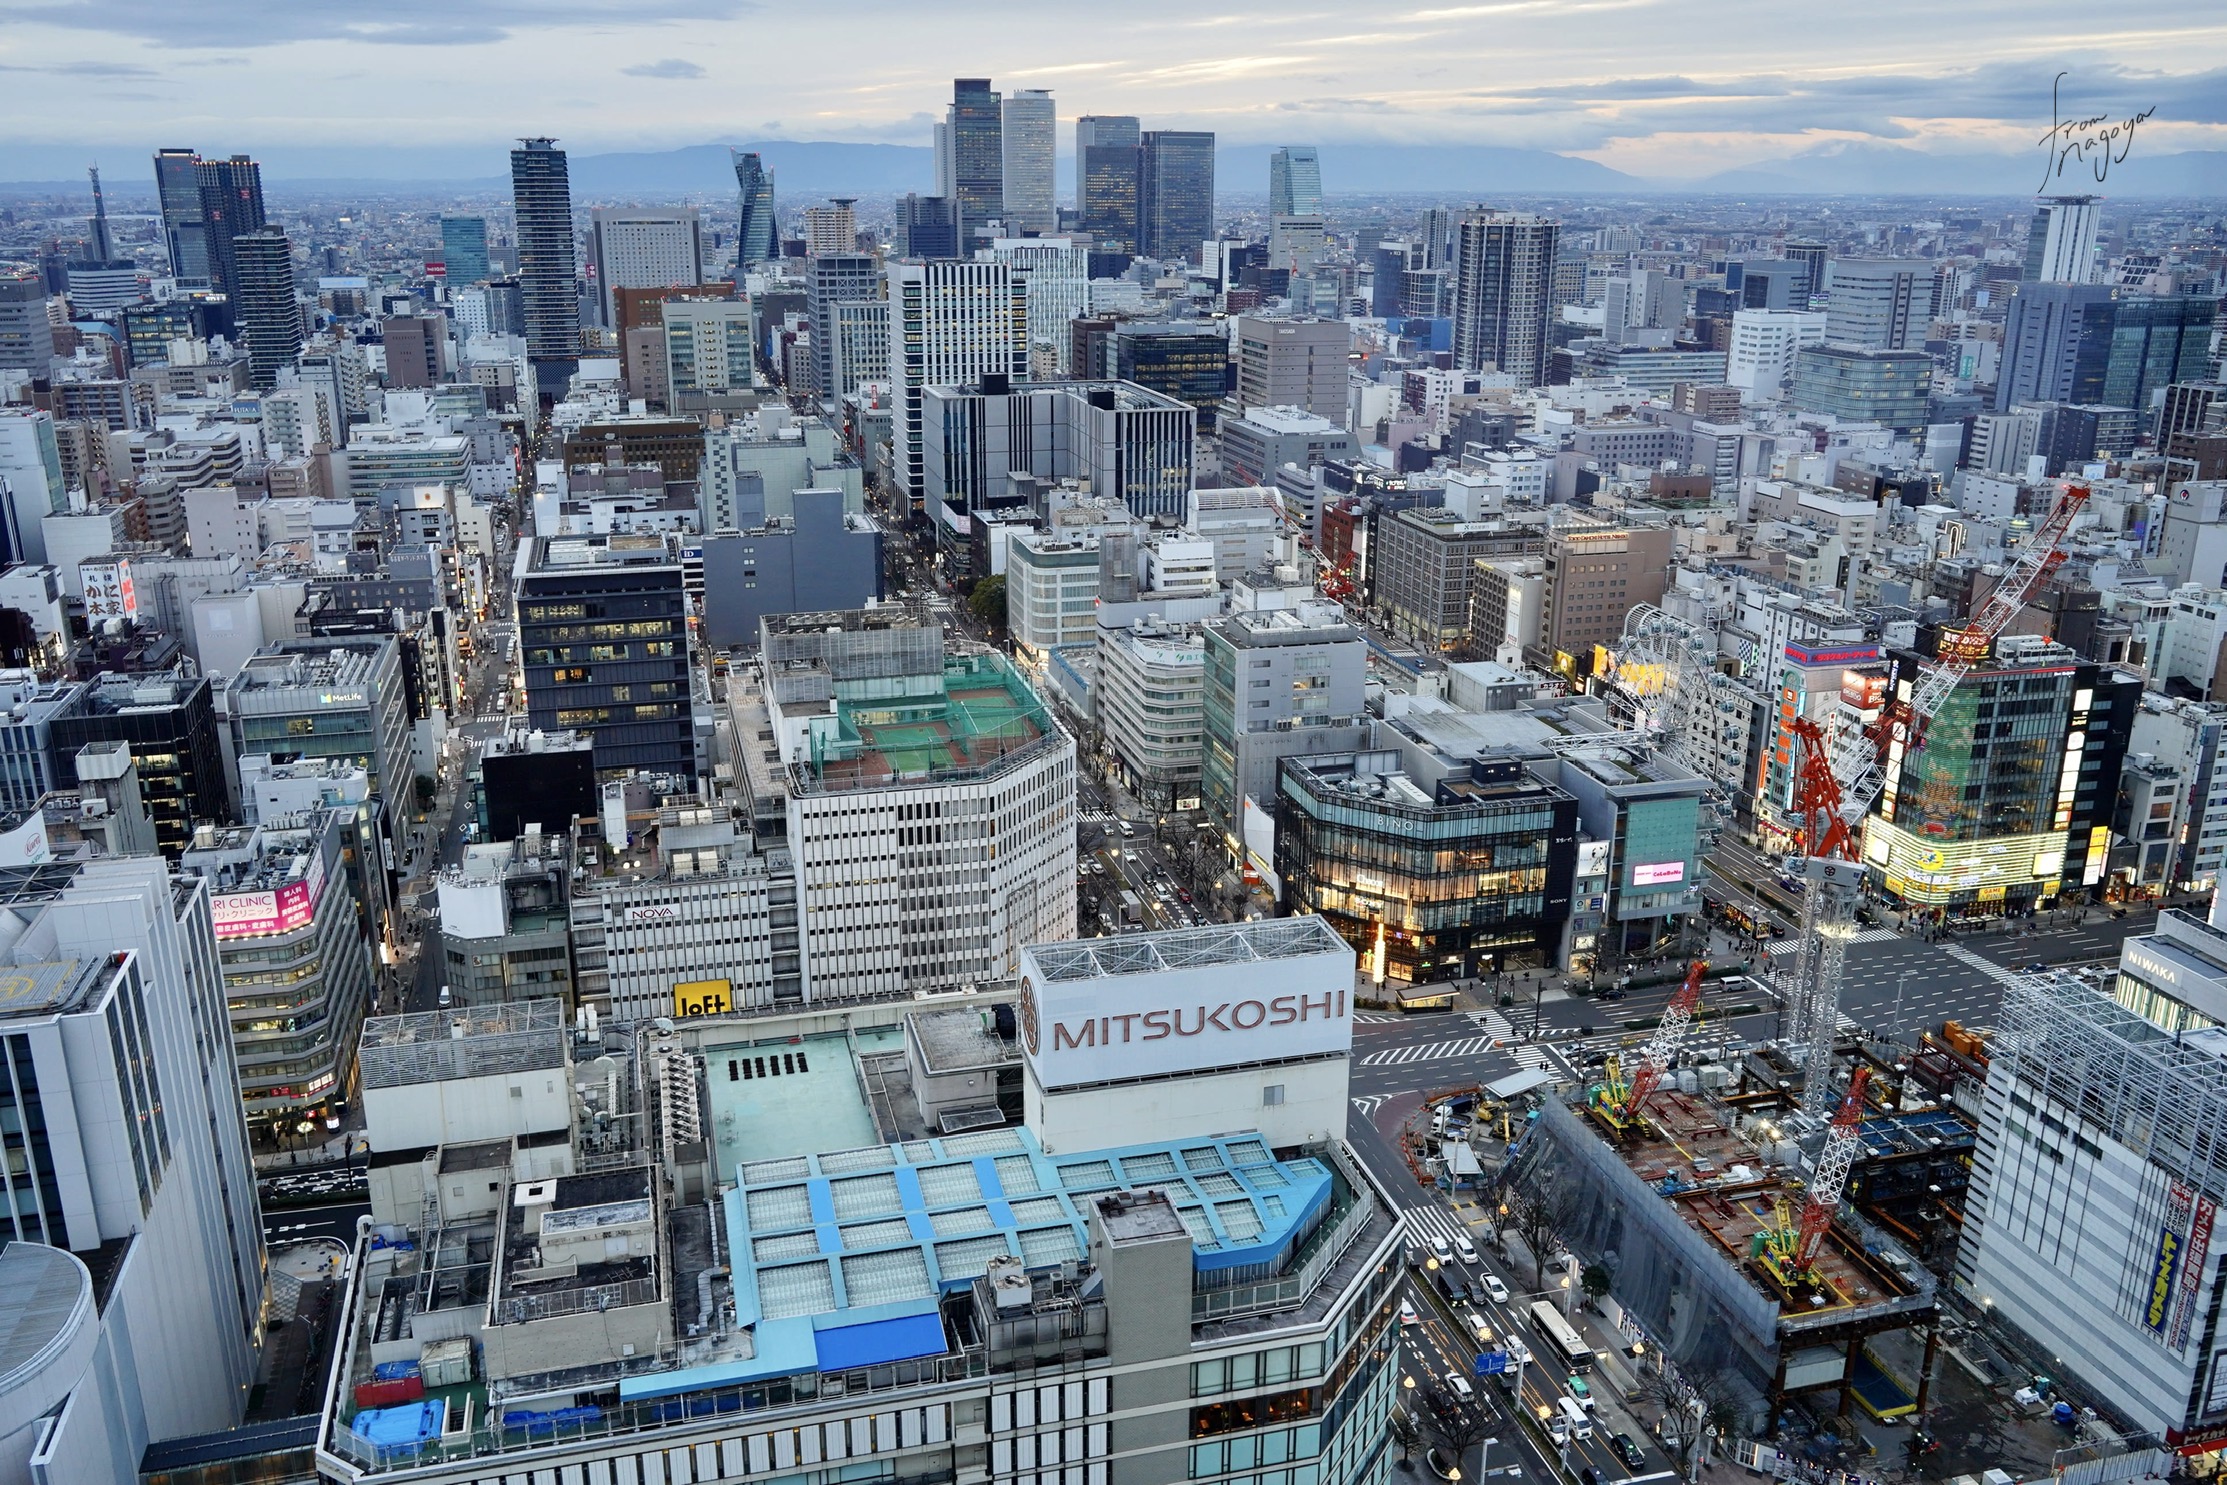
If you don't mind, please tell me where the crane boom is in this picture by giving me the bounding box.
[1620,959,1707,1115]
[1794,1065,1872,1272]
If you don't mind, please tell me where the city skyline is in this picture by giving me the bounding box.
[0,4,2221,184]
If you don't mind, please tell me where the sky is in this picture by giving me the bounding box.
[0,0,2223,182]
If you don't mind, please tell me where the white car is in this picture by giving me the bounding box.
[1399,1300,1420,1327]
[1465,1312,1492,1344]
[1430,1235,1453,1264]
[1453,1234,1479,1265]
[1442,1372,1474,1403]
[1482,1274,1510,1304]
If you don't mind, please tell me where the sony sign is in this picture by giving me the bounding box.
[1019,921,1355,1091]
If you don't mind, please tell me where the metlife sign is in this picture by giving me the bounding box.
[1018,921,1355,1091]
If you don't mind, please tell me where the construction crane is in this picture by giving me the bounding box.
[1587,959,1707,1136]
[1752,1066,1873,1292]
[1781,482,2092,1110]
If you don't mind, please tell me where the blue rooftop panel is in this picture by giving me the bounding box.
[814,1312,949,1372]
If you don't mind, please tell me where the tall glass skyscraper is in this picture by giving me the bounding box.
[194,153,264,300]
[1000,89,1056,235]
[231,228,302,389]
[732,150,778,269]
[1076,115,1141,259]
[510,137,580,393]
[1139,130,1214,264]
[1268,146,1322,218]
[440,215,490,285]
[944,78,1004,248]
[152,148,210,285]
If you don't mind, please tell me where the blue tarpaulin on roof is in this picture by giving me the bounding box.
[350,1401,444,1448]
[813,1311,948,1371]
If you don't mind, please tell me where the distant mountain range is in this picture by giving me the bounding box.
[3,137,2221,199]
[1690,141,2227,197]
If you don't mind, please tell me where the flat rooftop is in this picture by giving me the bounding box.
[1027,915,1347,984]
[799,654,1053,792]
[0,959,109,1020]
[702,1031,881,1173]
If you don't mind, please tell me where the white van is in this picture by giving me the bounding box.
[1453,1233,1478,1264]
[1556,1396,1594,1440]
[1430,1234,1453,1265]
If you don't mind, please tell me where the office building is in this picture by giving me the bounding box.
[223,637,413,860]
[987,234,1089,358]
[0,410,64,565]
[1997,281,2118,413]
[1452,210,1558,386]
[1863,634,2138,914]
[151,147,211,284]
[2023,194,2101,284]
[1372,507,1542,652]
[1007,521,1130,658]
[48,670,232,856]
[895,193,960,259]
[885,258,1029,513]
[1116,322,1228,429]
[733,149,779,268]
[181,808,375,1133]
[1277,751,1577,982]
[0,856,265,1485]
[700,490,883,649]
[591,208,706,329]
[1200,603,1373,855]
[1001,89,1057,235]
[1269,145,1323,217]
[193,153,265,301]
[1821,259,1929,350]
[1733,257,1808,312]
[1232,316,1350,422]
[382,311,442,388]
[2103,294,2220,416]
[0,264,57,374]
[941,78,1005,246]
[518,534,693,780]
[922,379,1196,522]
[1219,407,1356,492]
[800,199,859,257]
[757,610,1076,997]
[1139,130,1215,263]
[809,252,883,400]
[1097,620,1206,810]
[1959,966,2227,1450]
[511,138,581,393]
[662,297,759,411]
[699,415,862,532]
[1789,344,1932,432]
[435,832,575,1009]
[1782,239,1828,303]
[439,214,490,284]
[1076,114,1142,257]
[1727,308,1827,397]
[1536,522,1674,668]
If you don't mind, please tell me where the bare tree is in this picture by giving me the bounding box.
[1500,1179,1567,1286]
[1425,1387,1492,1474]
[1389,1407,1423,1465]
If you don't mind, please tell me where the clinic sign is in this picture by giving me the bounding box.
[210,848,328,940]
[1019,923,1354,1090]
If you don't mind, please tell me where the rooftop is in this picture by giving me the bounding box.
[358,999,569,1089]
[794,653,1055,794]
[1027,916,1347,985]
[0,958,111,1021]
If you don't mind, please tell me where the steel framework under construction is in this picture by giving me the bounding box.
[1614,483,2093,1107]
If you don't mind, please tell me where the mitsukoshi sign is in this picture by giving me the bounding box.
[1018,939,1354,1090]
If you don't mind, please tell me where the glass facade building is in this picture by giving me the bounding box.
[1789,344,1931,432]
[2102,294,2219,417]
[1275,752,1577,983]
[1117,323,1230,430]
[518,536,693,780]
[1077,115,1142,259]
[440,214,490,285]
[1140,131,1215,264]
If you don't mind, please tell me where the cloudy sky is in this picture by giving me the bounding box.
[0,0,2222,180]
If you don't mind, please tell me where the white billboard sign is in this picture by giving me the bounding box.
[1019,930,1354,1091]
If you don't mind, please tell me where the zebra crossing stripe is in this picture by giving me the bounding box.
[1359,1035,1499,1067]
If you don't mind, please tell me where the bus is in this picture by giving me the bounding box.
[1528,1300,1592,1372]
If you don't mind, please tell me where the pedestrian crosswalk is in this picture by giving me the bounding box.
[1403,1204,1467,1250]
[1359,1035,1499,1067]
[1355,1011,1407,1025]
[1467,1007,1517,1039]
[1945,944,2024,984]
[1761,927,1905,956]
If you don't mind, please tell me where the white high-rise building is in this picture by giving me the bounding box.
[885,259,1029,510]
[588,207,707,327]
[0,852,265,1484]
[2027,194,2101,285]
[985,235,1090,357]
[1000,89,1057,235]
[1727,308,1827,398]
[1821,258,1930,350]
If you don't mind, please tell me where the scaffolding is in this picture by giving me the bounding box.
[358,998,569,1088]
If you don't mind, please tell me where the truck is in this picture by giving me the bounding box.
[1120,892,1145,926]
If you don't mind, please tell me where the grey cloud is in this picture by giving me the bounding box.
[0,59,160,77]
[623,58,707,79]
[7,0,754,48]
